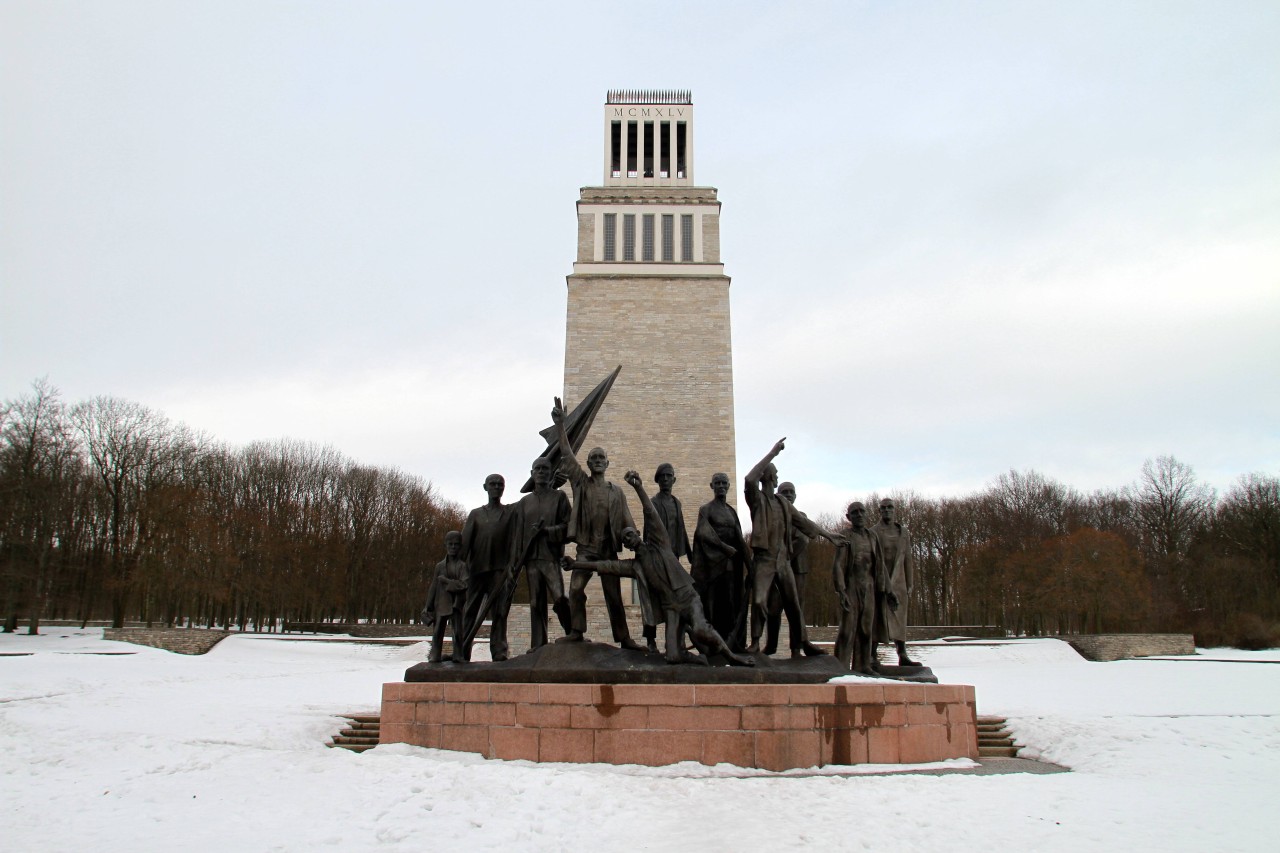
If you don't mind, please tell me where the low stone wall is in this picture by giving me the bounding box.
[381,681,977,770]
[795,625,1005,644]
[1065,633,1195,661]
[282,622,430,638]
[103,628,231,655]
[906,625,1006,641]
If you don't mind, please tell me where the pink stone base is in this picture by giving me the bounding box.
[380,681,977,770]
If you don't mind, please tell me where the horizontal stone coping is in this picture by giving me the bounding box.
[384,681,972,707]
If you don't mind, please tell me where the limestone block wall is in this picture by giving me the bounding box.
[1065,633,1195,661]
[563,273,736,538]
[103,628,230,655]
[576,213,594,262]
[701,214,720,262]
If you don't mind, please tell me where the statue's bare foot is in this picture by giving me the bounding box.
[557,631,585,643]
[802,641,827,656]
[726,651,755,667]
[619,638,645,652]
[854,666,877,676]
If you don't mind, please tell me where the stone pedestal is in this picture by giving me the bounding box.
[380,678,976,770]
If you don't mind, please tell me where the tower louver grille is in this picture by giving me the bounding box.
[606,89,692,105]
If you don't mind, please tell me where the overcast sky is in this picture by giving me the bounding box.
[3,1,1277,519]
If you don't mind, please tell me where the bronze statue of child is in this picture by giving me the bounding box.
[422,530,470,664]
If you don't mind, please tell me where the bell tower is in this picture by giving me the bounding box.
[563,90,737,532]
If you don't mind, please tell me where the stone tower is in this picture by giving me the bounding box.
[563,90,737,534]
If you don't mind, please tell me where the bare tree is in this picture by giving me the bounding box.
[1133,456,1214,562]
[0,379,80,633]
[71,396,167,628]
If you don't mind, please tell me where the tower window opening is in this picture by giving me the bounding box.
[662,214,674,261]
[642,214,655,261]
[643,122,654,178]
[623,214,636,261]
[610,122,621,178]
[626,122,638,177]
[676,122,687,179]
[659,121,671,178]
[681,214,693,261]
[603,213,616,261]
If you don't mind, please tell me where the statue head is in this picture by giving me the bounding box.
[654,463,676,493]
[710,472,730,499]
[444,530,462,556]
[483,473,505,501]
[778,481,796,504]
[761,462,779,491]
[879,498,896,524]
[846,501,867,530]
[621,526,642,551]
[587,446,609,475]
[530,457,554,488]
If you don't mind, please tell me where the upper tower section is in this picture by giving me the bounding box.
[603,90,694,187]
[572,90,723,277]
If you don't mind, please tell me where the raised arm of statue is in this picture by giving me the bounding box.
[623,469,670,550]
[551,397,586,484]
[745,437,786,488]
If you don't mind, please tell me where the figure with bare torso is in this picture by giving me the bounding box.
[691,472,750,646]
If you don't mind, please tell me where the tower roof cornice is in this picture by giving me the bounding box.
[606,89,692,105]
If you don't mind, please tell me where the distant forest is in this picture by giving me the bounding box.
[2,380,1277,647]
[0,380,465,633]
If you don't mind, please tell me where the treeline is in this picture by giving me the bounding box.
[0,380,465,632]
[802,464,1280,648]
[6,381,1277,647]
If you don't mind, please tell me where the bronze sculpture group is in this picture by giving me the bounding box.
[420,395,919,676]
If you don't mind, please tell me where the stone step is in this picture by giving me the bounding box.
[329,714,382,752]
[338,727,380,738]
[974,714,1021,758]
[337,743,377,753]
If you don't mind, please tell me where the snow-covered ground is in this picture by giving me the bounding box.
[2,630,1276,852]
